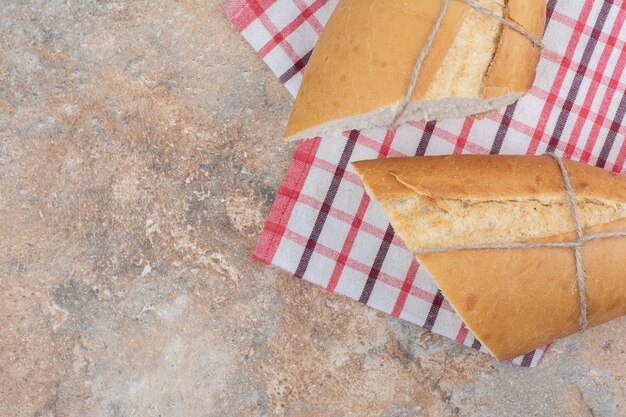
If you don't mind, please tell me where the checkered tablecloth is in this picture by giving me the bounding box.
[224,0,626,366]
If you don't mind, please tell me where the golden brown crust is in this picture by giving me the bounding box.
[285,0,546,140]
[285,0,469,138]
[482,0,546,98]
[353,155,626,360]
[352,155,626,203]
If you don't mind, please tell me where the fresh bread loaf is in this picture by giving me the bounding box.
[285,0,546,142]
[353,155,626,361]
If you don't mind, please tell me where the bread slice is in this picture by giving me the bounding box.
[285,0,546,142]
[353,155,626,360]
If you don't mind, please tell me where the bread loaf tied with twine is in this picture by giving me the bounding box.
[285,0,546,141]
[353,155,626,361]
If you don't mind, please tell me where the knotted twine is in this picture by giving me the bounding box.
[412,154,626,329]
[391,0,545,126]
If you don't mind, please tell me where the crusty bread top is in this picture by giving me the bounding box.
[353,155,626,250]
[285,0,469,138]
[285,0,546,140]
[353,155,626,203]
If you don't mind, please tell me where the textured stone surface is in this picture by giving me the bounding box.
[0,1,624,416]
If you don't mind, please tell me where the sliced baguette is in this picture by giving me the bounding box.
[285,0,545,142]
[353,155,626,360]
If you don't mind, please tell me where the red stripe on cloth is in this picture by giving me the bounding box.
[454,118,475,153]
[283,229,446,302]
[377,128,397,158]
[325,193,371,292]
[455,323,470,344]
[294,0,325,33]
[551,8,626,50]
[327,129,396,292]
[540,49,626,93]
[582,50,626,164]
[253,137,321,264]
[311,157,363,186]
[256,0,327,58]
[528,86,626,139]
[390,259,420,317]
[222,0,257,32]
[565,4,625,158]
[223,0,273,32]
[294,131,360,278]
[527,0,594,155]
[612,147,626,175]
[409,287,455,312]
[545,1,613,154]
[296,193,407,247]
[250,0,301,62]
[420,123,491,154]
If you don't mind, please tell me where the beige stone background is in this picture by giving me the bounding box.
[0,1,624,416]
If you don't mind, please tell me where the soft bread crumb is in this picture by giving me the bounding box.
[425,0,505,99]
[382,194,626,251]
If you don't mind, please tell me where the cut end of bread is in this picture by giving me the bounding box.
[395,93,522,127]
[284,93,522,141]
[422,0,505,99]
[284,103,400,142]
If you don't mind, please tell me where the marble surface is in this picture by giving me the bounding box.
[0,1,624,416]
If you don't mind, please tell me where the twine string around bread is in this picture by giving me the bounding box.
[390,0,451,126]
[391,0,544,127]
[549,153,589,328]
[412,154,626,329]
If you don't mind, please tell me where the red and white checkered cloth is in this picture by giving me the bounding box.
[224,0,626,366]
